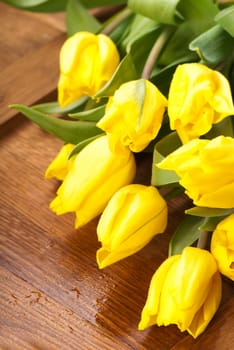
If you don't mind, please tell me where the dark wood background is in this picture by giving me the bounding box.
[0,2,233,349]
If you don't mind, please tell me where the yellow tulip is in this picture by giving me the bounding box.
[168,63,234,143]
[96,184,167,268]
[211,214,234,281]
[58,31,120,107]
[97,79,167,152]
[139,247,222,338]
[50,136,136,228]
[157,135,234,208]
[45,143,75,181]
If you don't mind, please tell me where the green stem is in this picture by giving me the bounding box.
[197,231,210,249]
[101,7,132,35]
[141,28,173,79]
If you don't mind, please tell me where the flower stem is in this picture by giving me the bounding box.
[101,7,132,35]
[197,231,210,249]
[141,28,173,80]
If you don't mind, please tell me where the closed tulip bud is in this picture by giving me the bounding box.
[97,79,167,152]
[139,247,222,338]
[50,136,136,228]
[211,214,234,281]
[168,63,234,144]
[45,143,75,181]
[58,31,120,107]
[96,184,167,269]
[158,135,234,208]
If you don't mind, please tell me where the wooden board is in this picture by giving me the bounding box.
[0,3,233,349]
[0,2,66,124]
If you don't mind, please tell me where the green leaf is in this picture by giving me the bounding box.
[151,54,197,95]
[199,216,226,231]
[151,132,181,186]
[10,104,102,144]
[1,0,49,8]
[69,105,106,122]
[33,96,88,115]
[215,5,234,37]
[189,24,234,65]
[2,0,67,12]
[2,0,126,10]
[100,8,134,44]
[121,14,160,50]
[95,54,137,97]
[185,206,234,217]
[128,0,182,24]
[204,116,234,139]
[169,215,205,256]
[66,0,101,36]
[80,0,126,7]
[68,134,105,158]
[159,0,218,65]
[128,26,163,76]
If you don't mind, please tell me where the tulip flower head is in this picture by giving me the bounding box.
[96,184,167,268]
[58,31,120,107]
[157,135,234,208]
[49,136,136,228]
[139,247,222,338]
[168,63,234,144]
[45,143,75,181]
[211,214,234,281]
[97,79,167,152]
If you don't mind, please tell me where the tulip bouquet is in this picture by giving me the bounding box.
[6,0,234,339]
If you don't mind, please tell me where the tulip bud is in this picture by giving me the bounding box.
[45,143,75,181]
[50,136,136,228]
[58,31,120,107]
[168,63,234,143]
[211,214,234,281]
[139,247,222,338]
[97,79,167,152]
[96,184,167,268]
[158,135,234,208]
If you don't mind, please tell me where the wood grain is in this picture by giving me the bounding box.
[0,2,66,124]
[0,3,233,350]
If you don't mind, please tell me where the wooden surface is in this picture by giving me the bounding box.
[0,3,233,349]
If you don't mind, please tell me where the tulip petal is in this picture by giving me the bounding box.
[138,255,180,330]
[187,272,222,338]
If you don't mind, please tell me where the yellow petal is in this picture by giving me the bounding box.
[138,255,180,330]
[96,185,167,268]
[45,143,75,180]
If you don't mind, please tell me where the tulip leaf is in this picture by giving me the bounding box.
[169,215,205,256]
[215,5,234,37]
[1,0,47,6]
[205,117,234,139]
[95,54,137,97]
[159,0,218,65]
[10,104,102,144]
[1,0,126,10]
[128,27,163,76]
[66,0,101,36]
[80,0,126,7]
[185,206,234,217]
[128,0,182,24]
[33,96,88,114]
[151,132,181,186]
[1,0,67,12]
[151,53,197,95]
[104,10,134,44]
[69,105,106,122]
[68,134,105,158]
[189,24,234,65]
[199,216,226,232]
[121,14,160,50]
